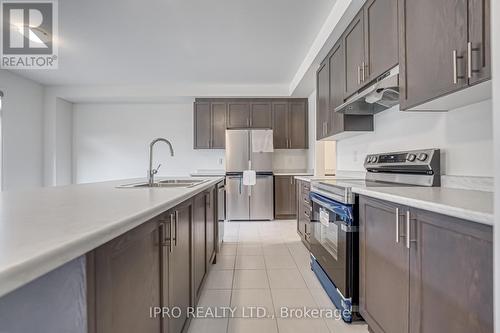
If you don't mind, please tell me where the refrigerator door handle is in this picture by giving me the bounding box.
[239,177,242,194]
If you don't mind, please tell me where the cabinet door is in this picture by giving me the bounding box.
[211,102,227,149]
[364,0,398,81]
[316,61,329,140]
[408,209,493,333]
[92,220,161,333]
[272,102,289,149]
[359,196,409,333]
[328,41,345,136]
[194,102,211,149]
[250,102,272,128]
[169,201,192,333]
[205,188,216,266]
[468,0,491,85]
[399,0,468,110]
[227,102,250,128]
[289,101,308,149]
[274,176,296,219]
[343,10,365,98]
[193,194,206,301]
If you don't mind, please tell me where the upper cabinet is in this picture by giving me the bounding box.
[364,0,399,82]
[194,101,226,149]
[194,98,307,149]
[227,100,272,129]
[316,60,330,140]
[399,0,491,110]
[343,11,366,98]
[250,101,272,128]
[272,99,308,149]
[227,102,251,128]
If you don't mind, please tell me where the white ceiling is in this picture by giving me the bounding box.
[14,0,337,87]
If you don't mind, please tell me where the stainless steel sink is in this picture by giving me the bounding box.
[118,179,209,188]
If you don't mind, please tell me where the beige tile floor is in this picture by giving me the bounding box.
[187,220,369,333]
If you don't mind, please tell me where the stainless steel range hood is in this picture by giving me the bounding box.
[335,66,399,115]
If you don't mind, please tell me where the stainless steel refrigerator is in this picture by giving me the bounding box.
[225,129,274,221]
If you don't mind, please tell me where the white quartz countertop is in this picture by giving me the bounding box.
[0,177,224,298]
[352,186,493,226]
[294,175,338,182]
[274,169,314,176]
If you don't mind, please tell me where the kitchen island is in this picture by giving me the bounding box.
[0,177,223,333]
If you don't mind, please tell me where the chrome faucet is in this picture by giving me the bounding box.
[148,138,174,186]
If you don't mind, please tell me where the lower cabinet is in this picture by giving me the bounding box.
[359,196,493,333]
[88,185,219,333]
[296,179,311,248]
[274,176,297,219]
[87,219,162,333]
[205,188,216,267]
[192,193,206,304]
[168,201,192,333]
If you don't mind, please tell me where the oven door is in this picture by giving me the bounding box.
[309,192,354,298]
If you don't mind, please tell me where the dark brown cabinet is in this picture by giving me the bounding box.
[272,100,308,149]
[317,40,374,140]
[211,103,227,148]
[227,102,250,128]
[296,179,311,249]
[272,101,289,148]
[288,100,308,149]
[87,185,224,333]
[359,196,493,333]
[87,220,161,333]
[343,10,365,98]
[274,176,297,219]
[250,102,272,128]
[399,0,491,110]
[193,193,206,301]
[364,0,399,82]
[273,99,308,149]
[359,197,409,333]
[168,201,192,333]
[205,188,216,267]
[316,61,329,140]
[195,98,307,149]
[194,101,226,149]
[468,0,491,85]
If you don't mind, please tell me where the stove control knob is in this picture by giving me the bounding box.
[407,154,417,162]
[417,153,428,161]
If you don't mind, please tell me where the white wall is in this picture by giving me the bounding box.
[55,98,74,185]
[73,102,226,183]
[336,100,493,177]
[0,70,44,190]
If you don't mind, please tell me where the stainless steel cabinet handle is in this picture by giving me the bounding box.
[174,210,179,247]
[169,213,174,253]
[361,61,366,82]
[396,208,400,243]
[406,210,411,249]
[357,65,361,85]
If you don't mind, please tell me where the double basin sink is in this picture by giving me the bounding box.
[119,178,210,188]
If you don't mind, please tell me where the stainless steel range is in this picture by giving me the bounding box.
[308,148,440,323]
